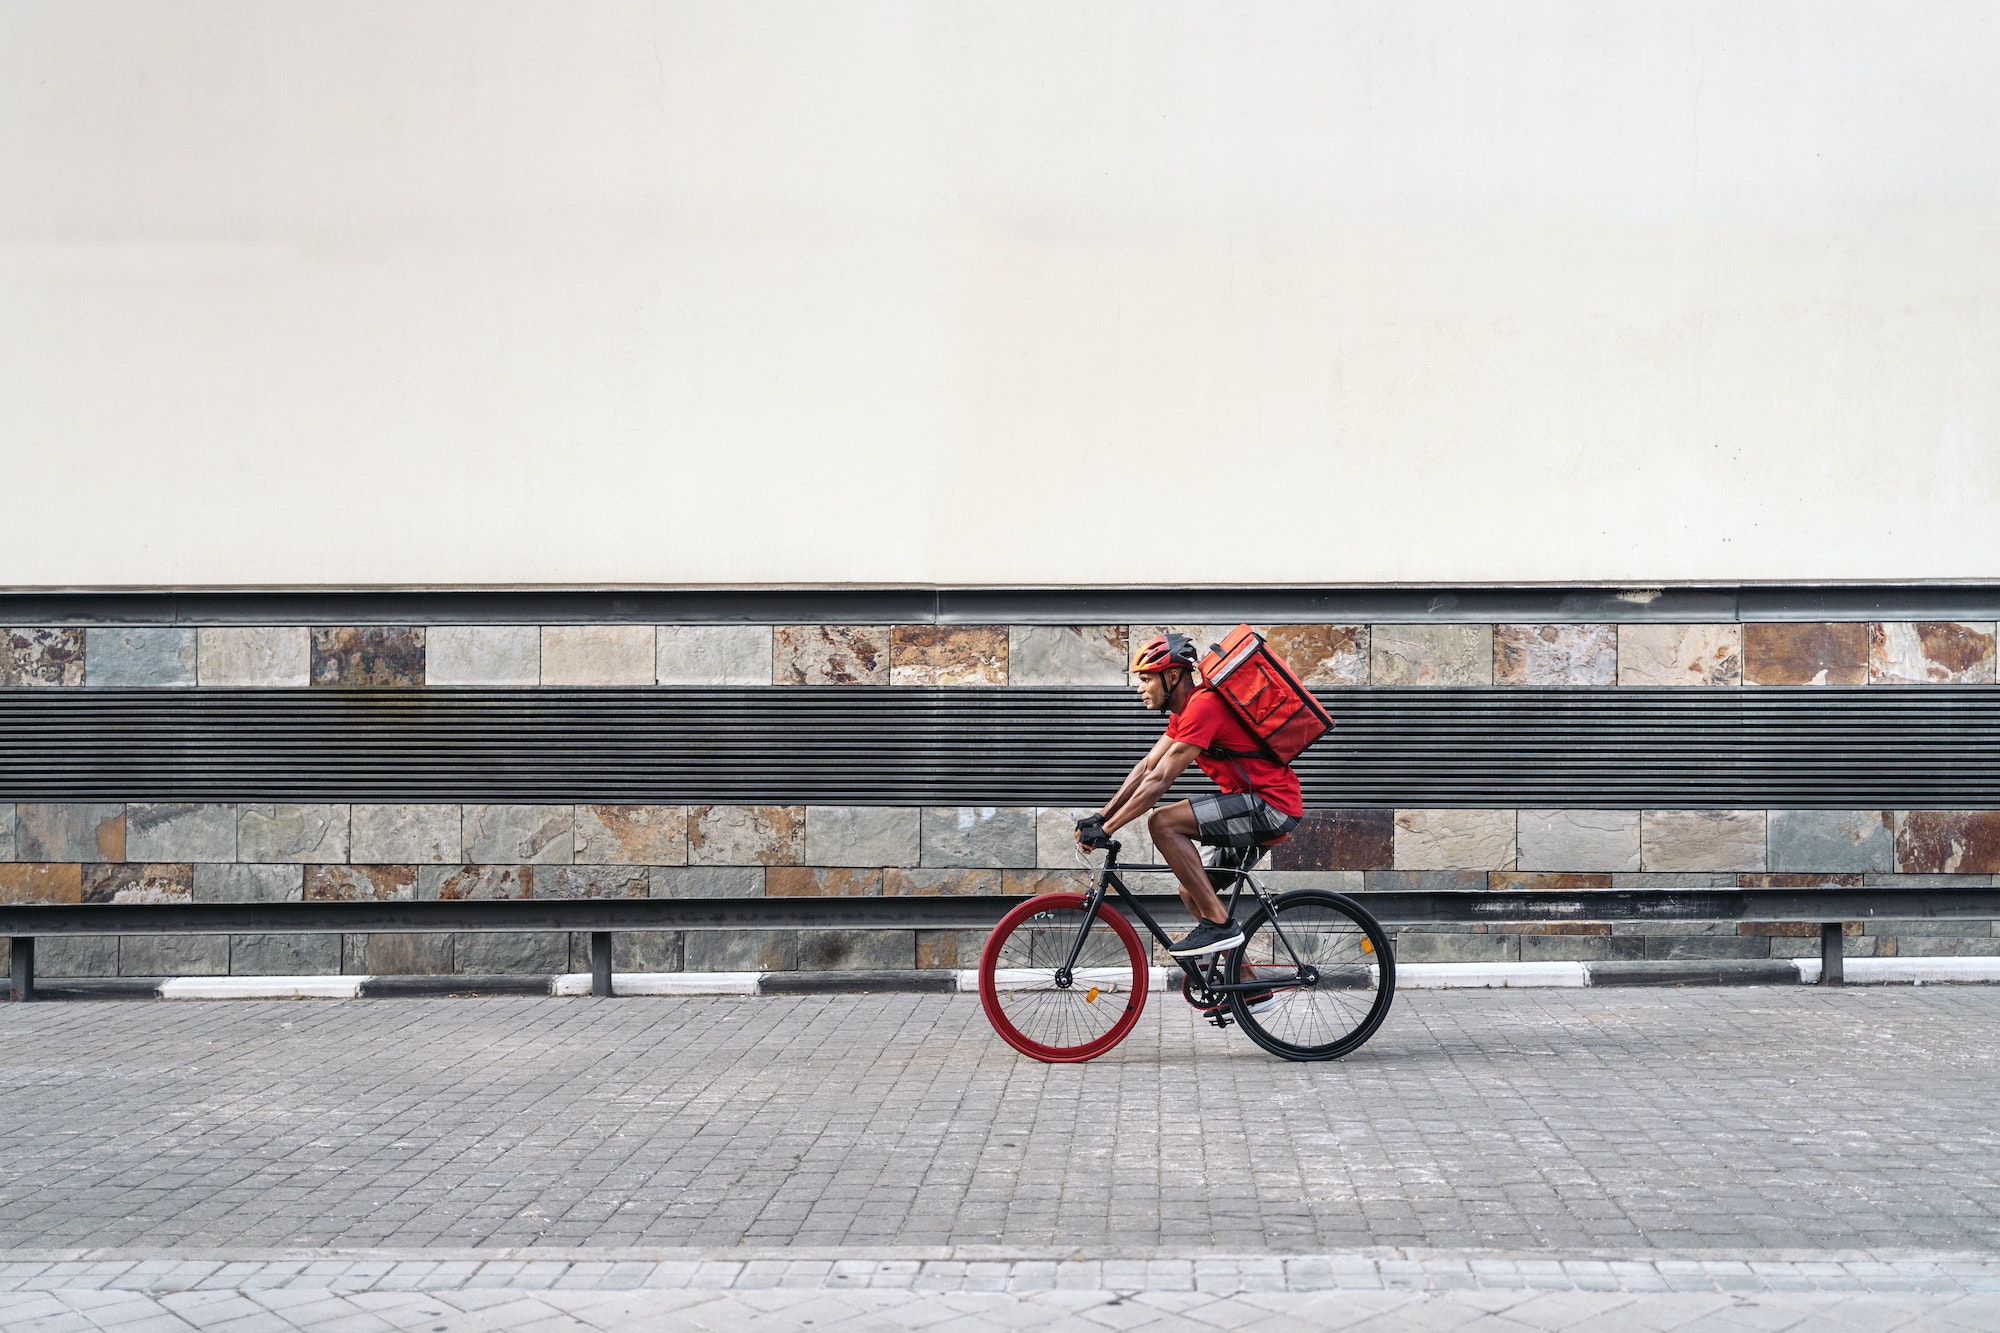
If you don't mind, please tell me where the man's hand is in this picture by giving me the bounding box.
[1074,812,1111,851]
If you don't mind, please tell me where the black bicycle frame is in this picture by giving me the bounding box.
[1061,841,1311,994]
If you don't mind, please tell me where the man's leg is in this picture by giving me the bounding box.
[1148,800,1229,925]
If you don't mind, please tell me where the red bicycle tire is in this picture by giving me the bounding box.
[978,893,1150,1063]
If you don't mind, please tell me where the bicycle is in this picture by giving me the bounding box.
[977,839,1396,1063]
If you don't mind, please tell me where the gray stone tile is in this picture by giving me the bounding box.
[609,931,683,970]
[921,807,1036,867]
[688,806,804,866]
[424,626,539,686]
[229,934,341,975]
[804,807,920,867]
[192,864,303,904]
[1516,810,1642,873]
[121,935,228,977]
[84,628,196,687]
[35,935,118,977]
[574,805,686,865]
[531,866,650,899]
[236,805,349,864]
[126,804,236,863]
[350,805,461,863]
[461,805,573,865]
[1006,626,1129,686]
[1395,932,1518,963]
[14,804,124,862]
[796,929,915,970]
[540,626,654,686]
[1641,810,1767,871]
[656,626,773,686]
[346,933,452,975]
[651,867,763,898]
[1,628,84,686]
[452,933,566,975]
[1494,625,1618,686]
[197,628,310,687]
[1371,626,1492,686]
[0,804,13,861]
[417,865,530,901]
[685,930,794,971]
[1394,809,1515,870]
[1769,810,1894,872]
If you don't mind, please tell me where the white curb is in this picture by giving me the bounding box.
[1792,956,2000,985]
[954,967,1177,992]
[551,971,761,996]
[1397,961,1590,989]
[157,976,367,1000]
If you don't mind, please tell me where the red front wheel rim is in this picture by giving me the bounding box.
[978,893,1150,1063]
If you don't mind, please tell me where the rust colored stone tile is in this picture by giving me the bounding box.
[915,930,971,970]
[304,865,417,901]
[1264,626,1368,687]
[687,806,804,866]
[1736,873,1864,888]
[15,804,125,863]
[1269,810,1395,871]
[2,628,84,686]
[574,805,687,865]
[1742,622,1867,686]
[0,864,84,904]
[774,626,890,686]
[1737,921,1824,937]
[309,627,426,688]
[423,865,530,901]
[1485,872,1614,891]
[999,869,1093,896]
[1493,625,1617,686]
[882,868,1002,896]
[1868,622,1998,684]
[889,626,1007,686]
[82,863,193,904]
[531,866,650,899]
[1896,811,2000,874]
[765,868,882,897]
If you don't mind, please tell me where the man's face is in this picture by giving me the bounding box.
[1136,670,1169,710]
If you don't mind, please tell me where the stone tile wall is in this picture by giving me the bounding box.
[6,799,1998,975]
[0,619,1978,687]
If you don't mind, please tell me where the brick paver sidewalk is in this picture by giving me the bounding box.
[3,987,1998,1327]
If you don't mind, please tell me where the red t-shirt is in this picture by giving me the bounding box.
[1164,688,1304,818]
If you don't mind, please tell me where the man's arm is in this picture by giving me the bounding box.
[1096,732,1175,821]
[1097,739,1204,837]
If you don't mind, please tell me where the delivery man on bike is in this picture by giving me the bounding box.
[1075,632,1304,956]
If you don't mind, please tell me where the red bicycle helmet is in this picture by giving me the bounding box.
[1130,633,1198,674]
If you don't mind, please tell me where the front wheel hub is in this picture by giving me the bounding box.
[1054,969,1073,989]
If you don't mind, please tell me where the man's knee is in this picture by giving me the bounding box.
[1149,802,1196,840]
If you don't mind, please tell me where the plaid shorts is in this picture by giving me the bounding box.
[1188,792,1301,848]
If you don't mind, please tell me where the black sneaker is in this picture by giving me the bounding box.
[1168,918,1246,957]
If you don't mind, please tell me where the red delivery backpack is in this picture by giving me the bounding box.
[1196,625,1333,764]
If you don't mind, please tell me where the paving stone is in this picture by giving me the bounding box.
[1768,810,1894,872]
[688,806,804,866]
[424,626,540,686]
[417,865,531,900]
[452,932,566,975]
[229,934,341,975]
[1494,624,1617,686]
[126,804,237,863]
[309,627,425,688]
[653,625,772,686]
[767,868,882,897]
[1869,622,1997,685]
[804,807,920,867]
[236,805,349,864]
[651,867,764,898]
[192,864,303,904]
[1,628,84,686]
[346,933,452,975]
[1371,625,1492,686]
[532,867,650,899]
[796,929,915,970]
[15,803,125,862]
[922,808,1036,868]
[460,805,573,865]
[120,935,227,977]
[539,626,655,686]
[83,863,193,904]
[1516,810,1642,872]
[350,805,460,863]
[304,865,417,901]
[890,626,1007,686]
[1270,810,1395,871]
[1006,626,1129,686]
[1896,811,2000,874]
[774,626,891,686]
[1743,622,1868,686]
[1618,624,1741,686]
[573,805,686,866]
[197,628,310,687]
[1394,809,1516,870]
[83,628,196,687]
[1641,810,1768,871]
[1264,625,1369,686]
[685,930,795,970]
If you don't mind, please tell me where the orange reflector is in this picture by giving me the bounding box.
[1361,939,1373,953]
[1086,986,1100,1003]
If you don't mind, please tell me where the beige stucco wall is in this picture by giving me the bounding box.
[2,1,1996,588]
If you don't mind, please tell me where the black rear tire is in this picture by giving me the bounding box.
[1227,890,1395,1061]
